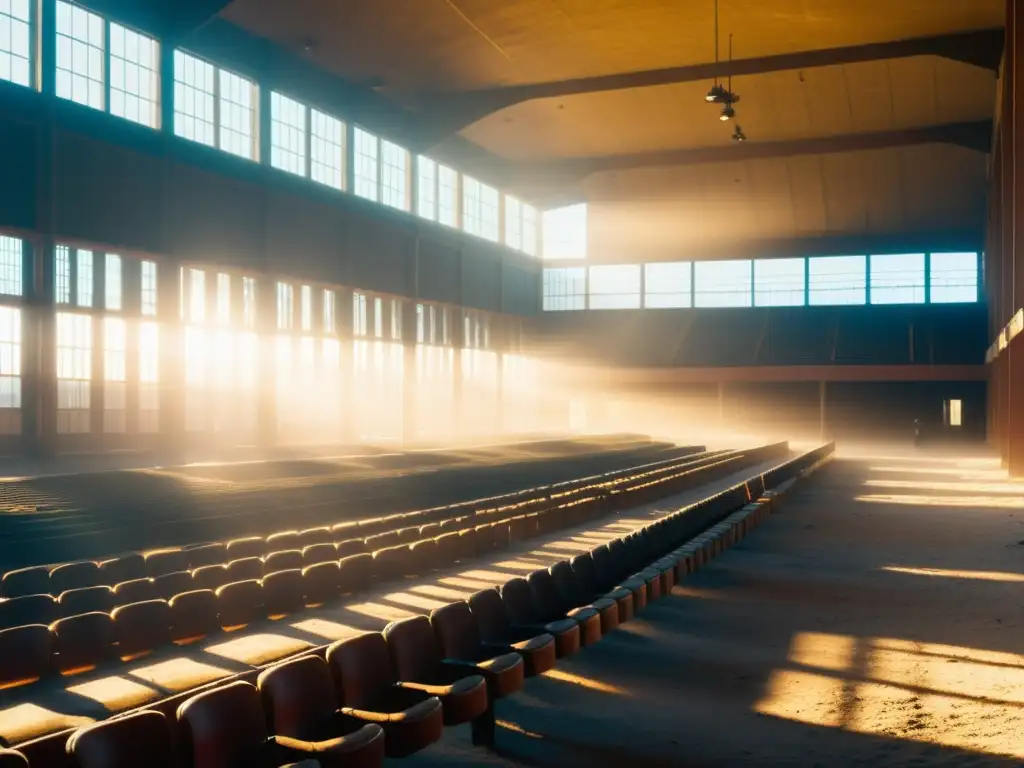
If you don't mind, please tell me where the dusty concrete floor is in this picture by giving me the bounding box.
[407,455,1024,767]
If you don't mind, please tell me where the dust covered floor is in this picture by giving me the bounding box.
[407,455,1024,767]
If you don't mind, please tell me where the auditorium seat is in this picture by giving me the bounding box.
[335,539,366,559]
[169,590,220,645]
[51,612,114,675]
[549,561,620,633]
[298,527,333,547]
[526,569,602,646]
[499,579,583,660]
[433,532,460,562]
[154,570,194,600]
[467,588,559,674]
[226,536,266,559]
[98,554,146,585]
[593,544,646,612]
[364,532,399,552]
[143,549,189,578]
[607,540,652,609]
[395,527,420,545]
[177,680,382,768]
[215,580,264,630]
[112,577,156,605]
[330,521,359,539]
[263,550,303,573]
[257,656,391,761]
[1,566,50,599]
[226,557,264,583]
[191,564,229,592]
[301,543,337,567]
[382,616,490,742]
[302,561,341,607]
[58,585,115,617]
[187,543,227,569]
[67,710,178,768]
[0,593,57,630]
[50,561,101,594]
[429,602,528,696]
[112,600,171,660]
[325,634,444,757]
[0,624,53,689]
[417,523,441,539]
[407,538,437,574]
[263,570,305,619]
[0,749,26,767]
[338,554,372,594]
[266,531,301,552]
[571,552,635,622]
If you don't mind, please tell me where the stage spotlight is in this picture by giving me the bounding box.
[732,125,746,142]
[705,84,728,103]
[719,104,735,121]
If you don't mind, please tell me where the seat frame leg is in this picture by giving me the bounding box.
[471,702,497,747]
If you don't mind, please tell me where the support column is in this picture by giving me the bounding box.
[24,243,57,460]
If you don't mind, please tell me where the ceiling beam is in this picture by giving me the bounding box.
[505,120,993,197]
[410,28,1003,147]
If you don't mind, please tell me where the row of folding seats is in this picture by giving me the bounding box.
[0,448,727,601]
[6,446,828,766]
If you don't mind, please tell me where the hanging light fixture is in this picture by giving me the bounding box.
[731,125,747,142]
[705,0,723,102]
[720,104,736,121]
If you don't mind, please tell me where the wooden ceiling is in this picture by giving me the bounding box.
[219,0,1004,255]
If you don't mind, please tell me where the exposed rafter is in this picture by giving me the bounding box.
[408,29,1004,148]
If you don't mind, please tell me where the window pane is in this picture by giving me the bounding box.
[542,267,586,311]
[522,204,538,257]
[0,305,22,412]
[352,292,367,336]
[589,265,640,309]
[438,165,458,227]
[870,253,925,304]
[754,258,805,307]
[694,260,752,307]
[354,127,379,201]
[242,276,257,328]
[271,91,307,177]
[0,235,23,296]
[276,281,293,330]
[644,262,691,308]
[808,256,866,306]
[310,108,344,190]
[56,1,104,110]
[542,204,587,260]
[141,260,157,316]
[417,156,437,220]
[300,285,312,332]
[479,183,499,242]
[504,196,522,250]
[930,252,978,303]
[0,0,32,88]
[109,23,159,128]
[105,253,122,310]
[56,245,71,304]
[219,68,256,160]
[462,176,481,237]
[323,289,336,334]
[215,273,230,324]
[173,50,215,147]
[381,140,409,211]
[77,249,93,307]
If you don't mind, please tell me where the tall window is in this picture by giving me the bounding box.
[588,265,641,310]
[352,292,368,336]
[694,260,752,308]
[480,184,499,242]
[930,252,978,303]
[56,245,71,304]
[0,0,31,87]
[105,253,122,310]
[505,196,522,250]
[103,317,126,432]
[323,289,336,334]
[522,204,538,257]
[77,248,93,307]
[754,258,805,307]
[373,296,383,338]
[108,23,159,128]
[542,204,587,260]
[270,92,307,177]
[187,268,205,323]
[276,281,293,330]
[56,312,91,433]
[173,51,215,147]
[0,236,23,296]
[644,262,692,308]
[438,164,458,227]
[219,68,256,160]
[542,268,586,311]
[0,306,20,424]
[870,253,925,305]
[462,176,482,236]
[140,260,157,316]
[417,156,437,220]
[808,256,866,306]
[310,109,344,190]
[353,127,379,201]
[215,273,230,324]
[242,276,257,328]
[381,140,409,211]
[138,322,158,432]
[415,303,425,344]
[55,1,104,110]
[391,299,402,341]
[300,285,312,332]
